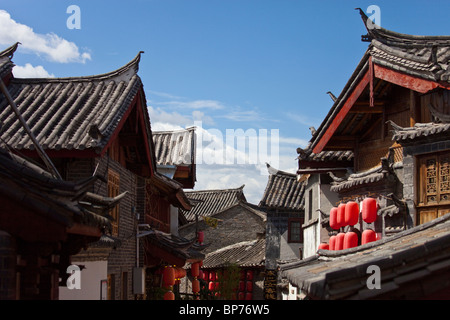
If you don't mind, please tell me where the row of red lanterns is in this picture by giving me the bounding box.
[329,197,378,230]
[318,229,378,251]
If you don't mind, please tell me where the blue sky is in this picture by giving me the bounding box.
[1,0,449,203]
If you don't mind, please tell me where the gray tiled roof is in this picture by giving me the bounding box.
[280,212,450,299]
[202,239,265,269]
[389,120,450,142]
[360,9,450,83]
[259,164,305,211]
[152,127,195,166]
[0,46,144,153]
[180,185,246,222]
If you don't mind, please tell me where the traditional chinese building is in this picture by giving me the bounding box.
[258,163,305,299]
[0,43,201,300]
[178,186,266,299]
[286,10,450,299]
[297,9,450,246]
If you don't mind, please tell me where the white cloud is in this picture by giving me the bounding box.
[155,99,225,110]
[13,63,54,78]
[0,10,91,63]
[194,164,268,205]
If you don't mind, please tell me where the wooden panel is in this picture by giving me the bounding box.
[418,208,437,225]
[417,151,450,225]
[374,63,449,93]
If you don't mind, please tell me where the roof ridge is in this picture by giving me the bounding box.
[356,8,450,43]
[185,185,245,194]
[153,126,196,135]
[265,162,296,177]
[0,42,20,59]
[12,51,144,83]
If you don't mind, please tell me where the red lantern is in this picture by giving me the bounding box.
[163,266,175,286]
[329,235,337,250]
[239,281,245,291]
[246,270,253,281]
[344,231,358,249]
[163,290,175,300]
[209,271,216,281]
[362,198,377,223]
[203,270,209,281]
[345,201,359,226]
[318,243,329,250]
[192,279,200,293]
[245,292,253,300]
[238,292,245,300]
[208,281,215,291]
[175,267,186,279]
[362,229,377,245]
[336,232,345,250]
[215,282,220,291]
[191,263,200,278]
[329,207,339,230]
[246,281,253,292]
[197,231,204,244]
[337,203,346,228]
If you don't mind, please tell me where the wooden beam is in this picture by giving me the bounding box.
[374,64,450,93]
[349,106,383,113]
[313,70,370,154]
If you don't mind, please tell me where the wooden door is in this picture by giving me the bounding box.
[417,151,450,224]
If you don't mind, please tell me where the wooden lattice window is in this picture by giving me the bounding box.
[417,151,450,224]
[108,169,120,235]
[419,153,450,205]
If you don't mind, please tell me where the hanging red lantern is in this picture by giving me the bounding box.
[336,232,345,250]
[318,243,329,250]
[345,201,359,226]
[246,270,254,281]
[215,282,220,291]
[202,270,209,281]
[198,270,203,280]
[197,231,204,244]
[245,292,253,300]
[192,279,200,293]
[209,271,216,281]
[163,290,175,300]
[362,198,377,223]
[208,281,215,291]
[238,292,245,300]
[246,281,253,292]
[344,231,358,249]
[329,207,339,230]
[337,203,346,228]
[362,229,377,245]
[163,266,175,286]
[175,267,186,279]
[329,235,337,250]
[239,280,245,291]
[191,262,200,278]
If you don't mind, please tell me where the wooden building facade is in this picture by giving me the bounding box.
[0,43,201,299]
[286,10,450,299]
